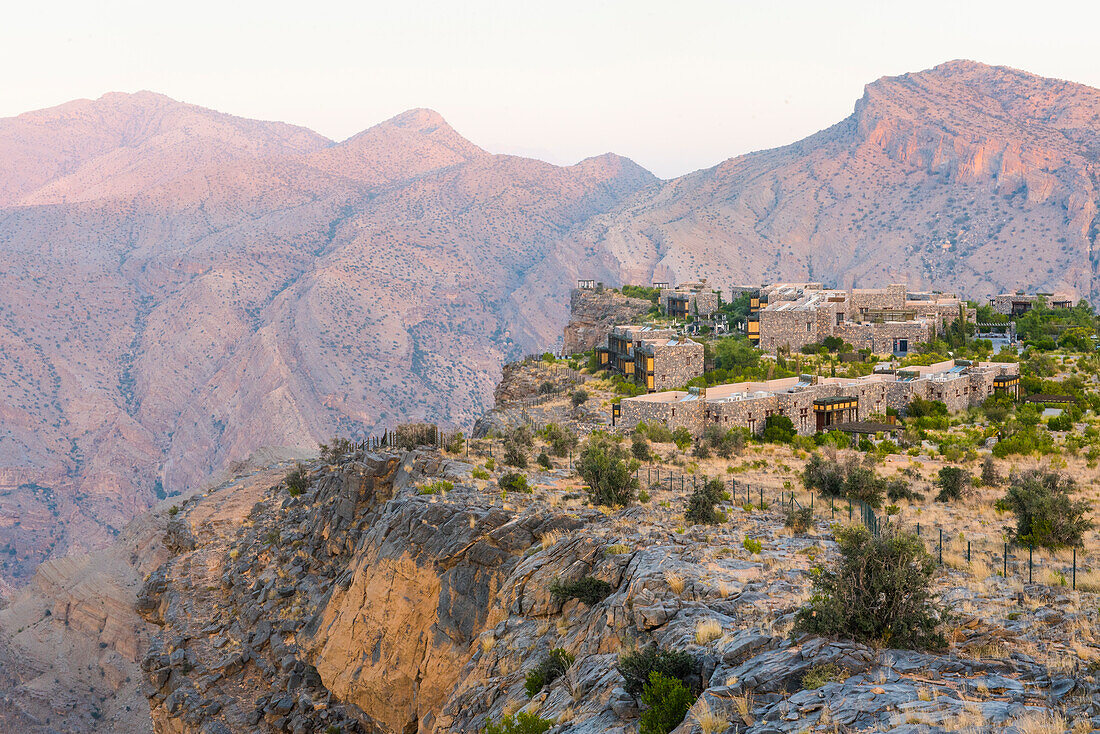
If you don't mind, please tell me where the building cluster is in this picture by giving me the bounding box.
[751,283,970,355]
[618,359,1020,438]
[658,281,721,320]
[988,292,1074,316]
[596,325,704,392]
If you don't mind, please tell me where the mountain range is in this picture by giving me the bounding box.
[1,60,1098,583]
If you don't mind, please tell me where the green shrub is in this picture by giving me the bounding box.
[571,389,590,407]
[639,672,695,734]
[550,576,613,605]
[576,436,638,507]
[536,451,552,470]
[784,506,813,534]
[935,466,969,502]
[981,456,999,487]
[1048,413,1074,432]
[445,432,466,454]
[742,537,762,554]
[793,526,943,649]
[632,435,651,461]
[503,440,528,468]
[524,648,574,697]
[617,643,696,697]
[685,478,725,524]
[671,427,692,451]
[482,712,554,734]
[484,457,495,471]
[285,464,309,496]
[801,663,847,689]
[541,423,578,457]
[907,397,948,418]
[762,415,797,444]
[418,480,453,495]
[472,466,491,480]
[499,472,530,493]
[1001,470,1093,548]
[646,423,674,444]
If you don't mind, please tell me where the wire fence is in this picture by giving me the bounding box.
[362,432,1088,593]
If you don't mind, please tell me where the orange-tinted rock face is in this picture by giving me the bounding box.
[1,60,1098,585]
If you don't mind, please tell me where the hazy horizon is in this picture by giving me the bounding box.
[4,0,1100,178]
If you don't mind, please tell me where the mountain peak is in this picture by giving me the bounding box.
[382,108,450,132]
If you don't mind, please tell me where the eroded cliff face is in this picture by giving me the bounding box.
[135,442,1100,734]
[561,288,653,356]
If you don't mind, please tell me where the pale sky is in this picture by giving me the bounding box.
[3,0,1098,179]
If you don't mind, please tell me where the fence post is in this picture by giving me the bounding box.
[967,541,971,564]
[938,528,943,566]
[1004,542,1008,578]
[917,522,920,537]
[1073,547,1077,591]
[1029,543,1033,585]
[759,488,763,508]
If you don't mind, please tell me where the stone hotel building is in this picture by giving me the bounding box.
[618,359,1019,437]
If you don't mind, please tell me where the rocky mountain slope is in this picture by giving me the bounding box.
[0,95,655,583]
[3,60,1100,586]
[545,60,1100,304]
[28,441,1093,733]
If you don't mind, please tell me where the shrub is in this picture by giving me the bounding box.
[793,526,943,649]
[445,432,465,454]
[571,389,589,407]
[671,427,692,451]
[541,423,577,457]
[576,436,638,506]
[1001,470,1093,548]
[685,478,725,525]
[801,663,847,689]
[499,472,530,493]
[742,537,762,554]
[646,423,674,444]
[907,397,948,418]
[394,423,439,449]
[843,465,884,507]
[762,415,796,444]
[418,480,453,495]
[524,648,574,697]
[285,464,309,496]
[784,506,813,534]
[935,466,969,502]
[632,435,652,461]
[550,576,613,605]
[981,456,999,487]
[802,454,846,497]
[482,712,554,734]
[639,672,695,734]
[538,380,556,395]
[503,440,528,468]
[617,643,697,697]
[1048,413,1074,431]
[536,451,552,470]
[319,437,354,462]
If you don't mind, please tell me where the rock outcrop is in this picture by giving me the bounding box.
[132,445,1100,733]
[561,288,653,356]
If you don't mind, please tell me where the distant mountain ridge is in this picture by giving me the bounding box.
[1,60,1098,584]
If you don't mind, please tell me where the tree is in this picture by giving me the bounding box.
[981,455,999,487]
[639,673,695,734]
[571,389,589,407]
[1001,470,1093,548]
[762,415,796,443]
[576,436,638,506]
[685,478,725,524]
[793,526,943,649]
[632,435,651,461]
[617,643,697,697]
[935,466,969,502]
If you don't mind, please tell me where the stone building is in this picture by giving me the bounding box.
[756,283,970,355]
[619,360,1018,437]
[634,337,705,391]
[989,292,1074,316]
[596,325,702,391]
[660,281,721,319]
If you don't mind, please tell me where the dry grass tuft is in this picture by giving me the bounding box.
[665,569,686,595]
[695,618,722,645]
[732,692,755,725]
[1014,711,1068,734]
[695,699,730,734]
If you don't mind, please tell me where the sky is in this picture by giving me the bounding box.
[3,0,1099,179]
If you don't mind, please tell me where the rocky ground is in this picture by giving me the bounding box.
[129,436,1099,733]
